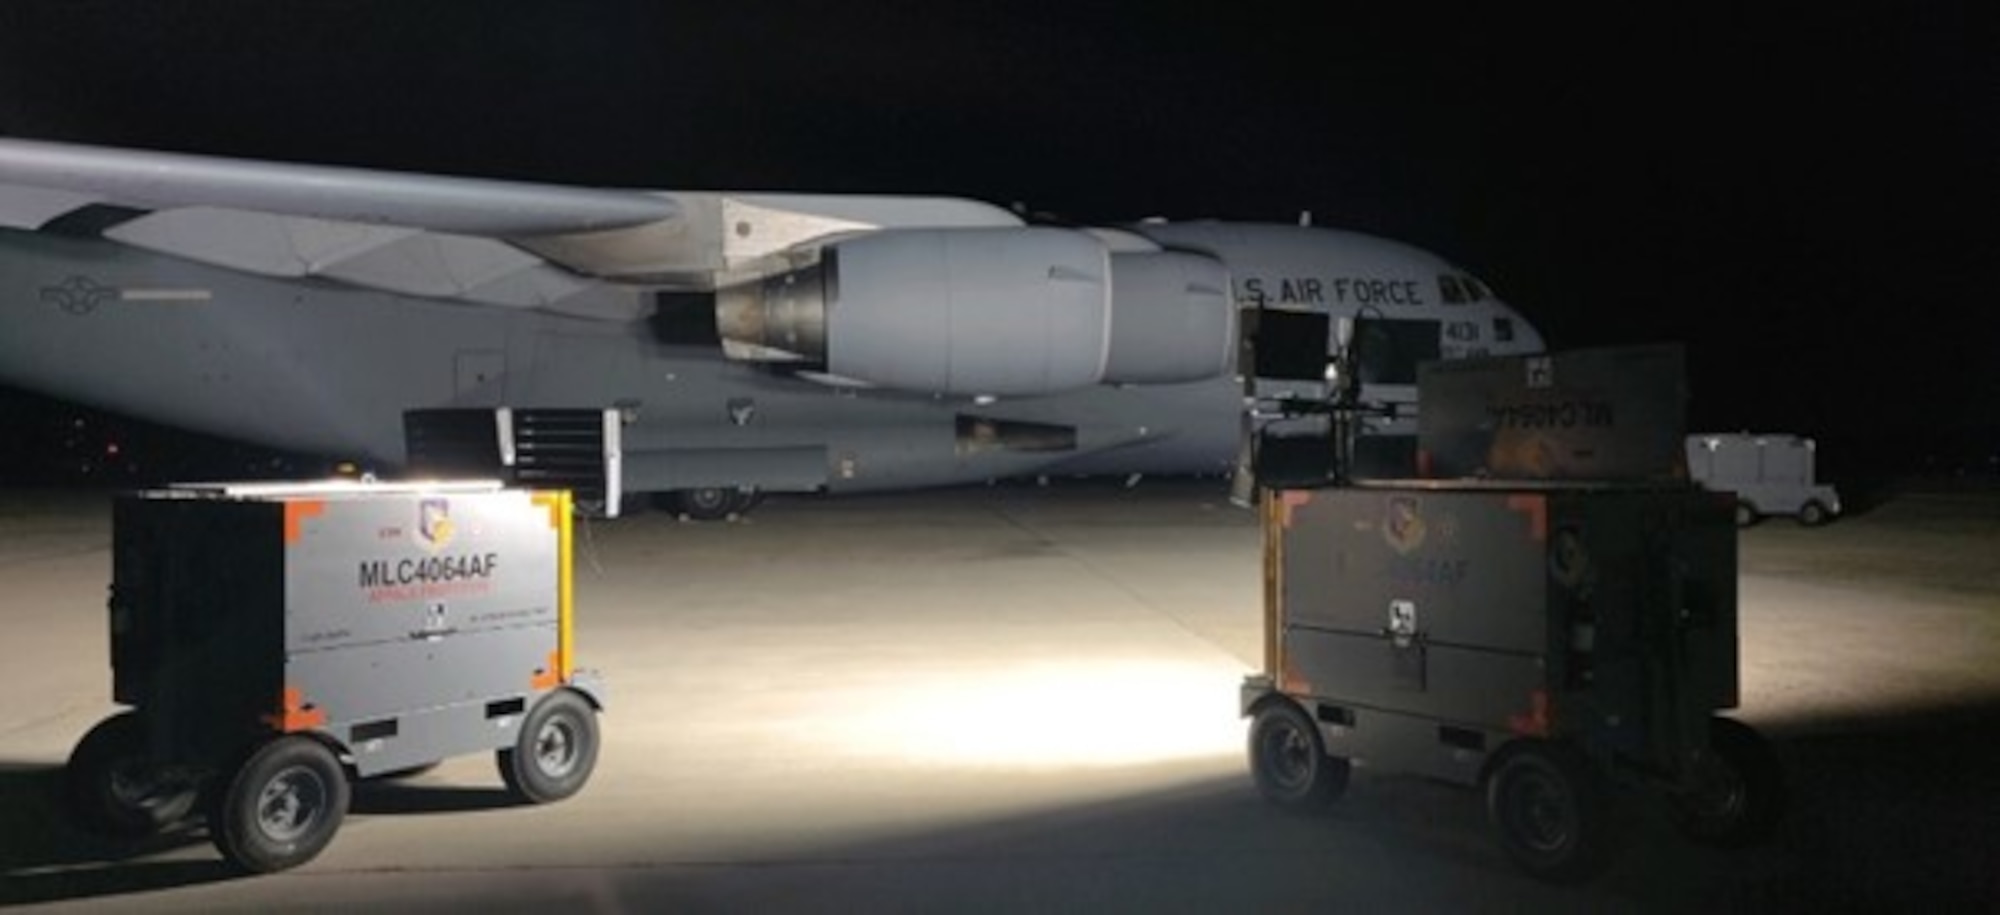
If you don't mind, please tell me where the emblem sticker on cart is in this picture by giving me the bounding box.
[1383,496,1427,554]
[355,498,499,603]
[419,498,456,551]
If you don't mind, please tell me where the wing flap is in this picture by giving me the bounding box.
[318,233,543,299]
[0,183,103,230]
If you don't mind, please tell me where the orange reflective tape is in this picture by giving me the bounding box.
[262,685,328,733]
[530,649,562,691]
[1504,494,1547,542]
[284,500,326,545]
[1278,657,1314,697]
[532,491,564,529]
[1506,688,1552,737]
[1278,489,1314,528]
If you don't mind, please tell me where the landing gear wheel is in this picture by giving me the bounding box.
[1669,716,1785,848]
[499,689,599,804]
[1797,500,1830,527]
[1486,740,1610,883]
[65,712,196,838]
[669,487,754,521]
[1248,700,1349,811]
[212,736,350,873]
[1734,501,1760,528]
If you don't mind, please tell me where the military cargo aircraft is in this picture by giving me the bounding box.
[0,137,1544,517]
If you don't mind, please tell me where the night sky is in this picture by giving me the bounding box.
[0,3,1993,483]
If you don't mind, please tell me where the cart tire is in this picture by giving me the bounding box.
[212,736,349,873]
[1796,501,1830,527]
[1485,740,1610,883]
[499,689,599,804]
[1668,716,1785,848]
[64,712,196,839]
[1733,501,1760,528]
[1248,700,1349,811]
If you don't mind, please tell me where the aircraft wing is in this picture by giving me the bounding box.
[0,137,1020,318]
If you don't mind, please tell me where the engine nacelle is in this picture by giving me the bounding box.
[717,228,1111,397]
[1103,250,1234,385]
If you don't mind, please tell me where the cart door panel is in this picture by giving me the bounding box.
[1285,627,1547,727]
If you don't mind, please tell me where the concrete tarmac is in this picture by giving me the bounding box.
[1,480,1996,912]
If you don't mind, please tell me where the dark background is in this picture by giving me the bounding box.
[0,2,1993,487]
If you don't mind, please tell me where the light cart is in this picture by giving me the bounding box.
[65,480,605,873]
[1238,341,1784,882]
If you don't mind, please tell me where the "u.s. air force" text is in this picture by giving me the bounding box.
[1241,276,1425,307]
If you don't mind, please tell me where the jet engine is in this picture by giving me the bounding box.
[717,228,1112,397]
[716,226,1239,398]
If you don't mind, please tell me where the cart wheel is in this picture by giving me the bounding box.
[65,712,196,838]
[1485,740,1610,883]
[499,689,599,804]
[1733,500,1760,528]
[212,736,350,873]
[1796,501,1830,527]
[1247,700,1349,811]
[1669,716,1785,848]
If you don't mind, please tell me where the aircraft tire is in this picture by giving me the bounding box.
[668,487,754,521]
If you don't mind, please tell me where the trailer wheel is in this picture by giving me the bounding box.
[64,712,196,838]
[1796,501,1830,527]
[212,736,349,873]
[1668,716,1785,848]
[1485,740,1610,883]
[1248,700,1349,811]
[1733,500,1760,528]
[499,689,599,804]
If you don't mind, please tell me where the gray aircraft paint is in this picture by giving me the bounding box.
[0,139,1545,500]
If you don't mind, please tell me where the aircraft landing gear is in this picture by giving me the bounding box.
[655,487,762,521]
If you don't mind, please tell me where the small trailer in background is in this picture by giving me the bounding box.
[1238,341,1784,882]
[66,480,604,873]
[1685,433,1841,526]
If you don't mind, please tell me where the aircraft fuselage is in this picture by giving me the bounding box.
[0,221,1542,498]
